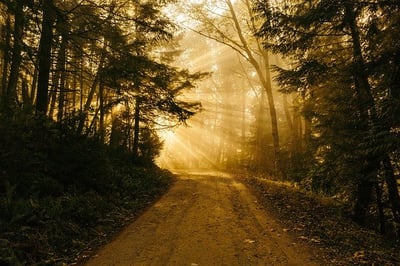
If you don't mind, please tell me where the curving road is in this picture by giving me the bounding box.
[84,171,320,266]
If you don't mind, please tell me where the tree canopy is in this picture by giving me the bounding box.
[0,0,203,162]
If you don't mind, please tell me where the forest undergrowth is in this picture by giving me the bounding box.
[239,174,400,265]
[0,116,175,265]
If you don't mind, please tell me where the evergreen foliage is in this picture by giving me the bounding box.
[0,0,199,263]
[0,114,174,264]
[254,0,400,236]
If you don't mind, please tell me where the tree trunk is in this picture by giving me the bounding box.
[282,92,298,167]
[344,1,380,224]
[374,181,386,235]
[262,50,282,177]
[292,94,302,155]
[241,83,246,166]
[1,15,11,98]
[110,117,123,148]
[57,35,67,124]
[36,0,56,115]
[226,0,281,177]
[132,97,141,159]
[47,38,65,119]
[21,78,32,111]
[98,76,105,143]
[6,0,24,114]
[76,43,106,135]
[255,88,266,170]
[382,155,400,239]
[353,177,374,225]
[30,62,38,107]
[71,56,78,114]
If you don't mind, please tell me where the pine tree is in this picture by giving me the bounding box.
[254,0,400,230]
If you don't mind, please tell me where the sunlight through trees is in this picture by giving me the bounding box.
[158,0,400,239]
[1,0,400,263]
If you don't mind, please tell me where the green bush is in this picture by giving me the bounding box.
[48,138,114,193]
[0,113,174,264]
[62,192,113,227]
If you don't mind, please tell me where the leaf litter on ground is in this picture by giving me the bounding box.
[236,174,400,266]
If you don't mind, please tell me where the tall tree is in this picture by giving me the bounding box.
[0,12,11,98]
[177,0,283,177]
[4,0,24,114]
[255,0,400,228]
[0,0,203,164]
[36,0,56,114]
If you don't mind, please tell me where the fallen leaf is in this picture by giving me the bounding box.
[298,236,308,241]
[353,251,365,258]
[244,239,256,244]
[310,238,321,243]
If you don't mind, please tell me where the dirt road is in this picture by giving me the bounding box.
[84,172,320,265]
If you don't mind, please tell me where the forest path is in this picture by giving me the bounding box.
[84,171,320,266]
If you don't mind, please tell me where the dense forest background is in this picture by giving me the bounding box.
[0,0,400,264]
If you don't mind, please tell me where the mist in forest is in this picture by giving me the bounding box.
[157,1,296,175]
[156,38,291,173]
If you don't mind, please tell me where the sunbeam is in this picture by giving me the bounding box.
[157,0,291,174]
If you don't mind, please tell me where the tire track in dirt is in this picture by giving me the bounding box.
[84,172,321,266]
